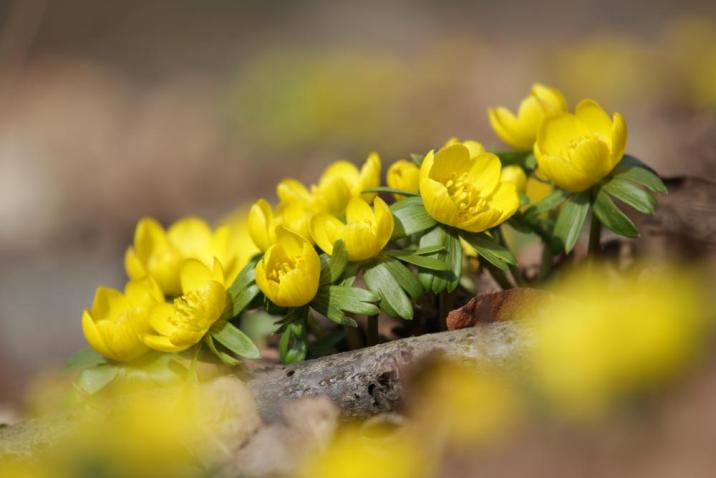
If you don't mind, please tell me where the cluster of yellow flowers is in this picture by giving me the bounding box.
[77,82,665,374]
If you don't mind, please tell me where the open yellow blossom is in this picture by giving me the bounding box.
[248,199,313,252]
[125,217,239,296]
[311,197,394,262]
[488,83,568,150]
[499,165,527,193]
[419,143,520,232]
[82,277,163,362]
[534,99,627,192]
[255,228,321,307]
[143,259,230,352]
[276,153,381,217]
[386,159,420,199]
[216,208,260,282]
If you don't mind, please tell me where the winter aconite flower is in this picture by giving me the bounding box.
[488,83,568,150]
[143,259,230,352]
[276,153,381,217]
[82,277,164,362]
[499,165,528,193]
[248,199,313,252]
[311,197,394,261]
[255,228,321,307]
[419,143,520,232]
[125,217,245,296]
[534,99,627,192]
[386,159,420,199]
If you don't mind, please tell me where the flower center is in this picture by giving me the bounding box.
[171,291,210,331]
[444,173,489,216]
[268,256,302,282]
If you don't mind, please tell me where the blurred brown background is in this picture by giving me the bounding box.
[1,0,715,402]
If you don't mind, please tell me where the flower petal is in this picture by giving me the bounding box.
[180,258,213,293]
[310,213,345,256]
[575,99,612,141]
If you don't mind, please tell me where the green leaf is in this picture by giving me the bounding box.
[362,187,419,197]
[279,321,307,364]
[593,189,639,238]
[76,365,118,394]
[460,232,516,271]
[313,285,379,316]
[211,321,261,359]
[613,155,667,193]
[553,193,590,253]
[204,335,240,366]
[523,189,567,218]
[364,262,413,320]
[320,239,348,285]
[66,347,106,370]
[381,245,445,257]
[393,253,450,271]
[231,284,261,316]
[310,293,358,327]
[410,153,425,166]
[391,197,437,237]
[382,259,424,301]
[228,257,258,297]
[602,177,657,214]
[417,226,462,294]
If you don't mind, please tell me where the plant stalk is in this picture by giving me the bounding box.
[344,325,364,350]
[588,212,602,259]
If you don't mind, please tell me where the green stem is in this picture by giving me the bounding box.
[306,313,326,340]
[344,324,363,350]
[366,315,379,346]
[588,211,602,259]
[539,242,553,280]
[485,263,514,290]
[497,227,525,287]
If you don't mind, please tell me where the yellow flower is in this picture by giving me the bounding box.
[419,143,520,232]
[143,259,230,352]
[297,426,429,478]
[276,153,381,217]
[443,137,485,158]
[499,165,527,193]
[525,176,554,204]
[216,208,261,282]
[311,197,394,262]
[386,159,419,199]
[255,228,321,307]
[488,83,568,150]
[248,199,313,252]
[534,99,628,192]
[125,217,237,296]
[82,277,163,362]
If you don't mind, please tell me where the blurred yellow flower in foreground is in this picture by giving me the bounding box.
[296,426,429,478]
[534,99,627,192]
[419,143,520,232]
[528,264,707,419]
[499,165,528,193]
[409,361,522,446]
[143,259,230,352]
[311,197,394,261]
[386,159,420,199]
[255,228,321,307]
[125,216,247,296]
[82,277,163,362]
[277,153,381,217]
[488,83,568,150]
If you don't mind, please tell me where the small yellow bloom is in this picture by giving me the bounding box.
[499,165,527,193]
[419,143,520,232]
[125,217,236,296]
[386,159,420,199]
[525,176,554,204]
[488,83,568,150]
[255,228,321,307]
[216,208,260,283]
[248,199,313,252]
[443,137,485,158]
[311,197,394,262]
[143,259,230,352]
[276,153,381,217]
[534,99,628,192]
[82,277,163,362]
